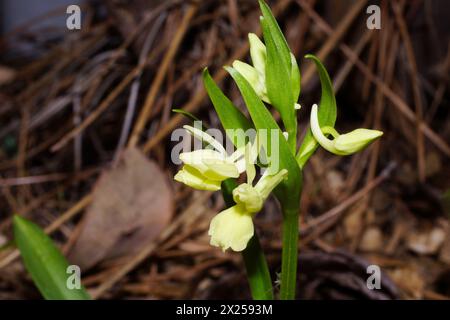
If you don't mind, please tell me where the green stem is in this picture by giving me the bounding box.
[287,122,297,154]
[242,233,273,299]
[279,207,299,300]
[282,113,297,155]
[221,179,273,300]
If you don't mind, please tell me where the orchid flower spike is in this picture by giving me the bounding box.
[208,144,288,252]
[310,104,383,156]
[174,125,251,191]
[232,33,299,108]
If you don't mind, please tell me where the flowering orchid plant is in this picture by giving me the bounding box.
[173,1,382,300]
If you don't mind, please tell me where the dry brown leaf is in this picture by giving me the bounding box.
[68,147,173,269]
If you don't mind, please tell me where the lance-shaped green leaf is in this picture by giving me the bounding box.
[203,68,254,148]
[258,0,291,69]
[259,1,300,152]
[296,54,337,167]
[13,215,91,300]
[226,66,301,211]
[290,54,301,106]
[261,16,296,151]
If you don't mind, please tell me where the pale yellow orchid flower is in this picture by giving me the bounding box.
[310,104,383,156]
[208,144,288,252]
[174,125,250,191]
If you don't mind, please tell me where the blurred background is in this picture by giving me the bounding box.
[0,0,81,34]
[0,0,449,299]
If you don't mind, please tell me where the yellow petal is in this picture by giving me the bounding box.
[248,33,266,76]
[254,168,288,200]
[180,149,238,181]
[244,143,256,184]
[183,125,226,154]
[203,158,240,179]
[174,165,221,191]
[232,60,260,89]
[208,205,254,252]
[233,139,260,176]
[232,60,268,102]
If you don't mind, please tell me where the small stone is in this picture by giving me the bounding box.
[407,227,446,255]
[359,227,383,252]
[325,170,344,198]
[344,209,363,238]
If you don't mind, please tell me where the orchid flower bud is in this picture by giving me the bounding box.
[334,129,384,154]
[232,33,300,106]
[232,60,269,103]
[249,33,266,76]
[310,104,383,156]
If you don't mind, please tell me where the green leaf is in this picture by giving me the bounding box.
[259,0,300,152]
[172,109,201,122]
[258,0,291,69]
[172,108,209,132]
[296,54,337,167]
[13,215,91,300]
[225,66,301,211]
[261,16,296,152]
[290,54,301,105]
[203,68,254,148]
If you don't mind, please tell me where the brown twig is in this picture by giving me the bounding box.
[392,0,426,182]
[127,4,198,148]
